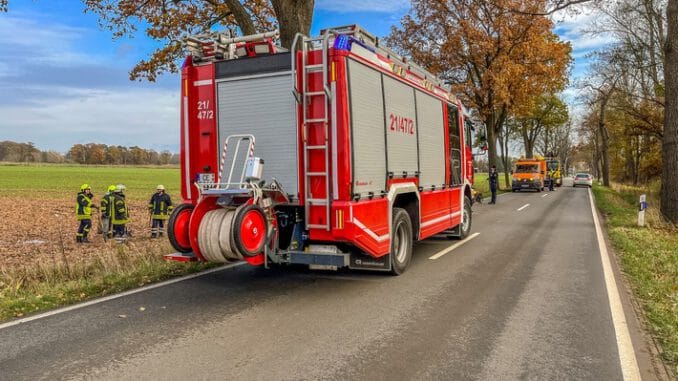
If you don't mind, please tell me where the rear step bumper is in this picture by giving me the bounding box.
[164,252,199,262]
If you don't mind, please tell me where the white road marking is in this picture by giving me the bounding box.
[428,232,480,260]
[541,194,549,198]
[0,262,247,331]
[588,188,641,380]
[517,204,530,211]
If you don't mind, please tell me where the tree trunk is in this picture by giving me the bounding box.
[222,0,257,35]
[661,0,678,223]
[271,0,314,49]
[485,115,501,175]
[499,130,511,190]
[598,96,611,186]
[521,126,533,158]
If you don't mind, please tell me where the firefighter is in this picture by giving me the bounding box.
[100,185,116,239]
[148,184,173,238]
[548,169,556,191]
[75,184,98,243]
[111,184,129,238]
[488,165,499,204]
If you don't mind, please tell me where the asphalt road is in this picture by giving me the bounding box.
[0,178,659,380]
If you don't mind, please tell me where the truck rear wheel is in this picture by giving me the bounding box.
[390,208,413,275]
[167,203,194,253]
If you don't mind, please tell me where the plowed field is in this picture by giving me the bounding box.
[0,164,181,271]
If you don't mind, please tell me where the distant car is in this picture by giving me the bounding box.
[573,173,593,188]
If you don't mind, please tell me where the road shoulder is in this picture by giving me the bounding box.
[591,196,673,381]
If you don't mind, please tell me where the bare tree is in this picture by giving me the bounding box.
[661,0,678,222]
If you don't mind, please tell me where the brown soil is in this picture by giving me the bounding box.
[0,196,171,271]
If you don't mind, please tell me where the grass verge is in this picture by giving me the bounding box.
[0,242,217,321]
[474,172,512,197]
[591,183,677,375]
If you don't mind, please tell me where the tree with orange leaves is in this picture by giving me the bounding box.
[81,0,313,81]
[388,0,571,173]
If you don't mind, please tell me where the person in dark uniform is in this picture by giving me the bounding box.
[100,184,116,240]
[111,184,129,238]
[488,165,498,204]
[548,169,555,191]
[148,184,173,238]
[75,184,97,243]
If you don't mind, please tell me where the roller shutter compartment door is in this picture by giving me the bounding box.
[415,90,445,188]
[347,59,386,196]
[383,76,419,177]
[216,73,298,198]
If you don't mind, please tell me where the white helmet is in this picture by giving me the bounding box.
[115,184,126,193]
[156,184,165,191]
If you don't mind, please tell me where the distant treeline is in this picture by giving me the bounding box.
[0,141,179,165]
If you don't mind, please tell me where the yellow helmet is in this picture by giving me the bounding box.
[80,184,91,191]
[107,185,116,192]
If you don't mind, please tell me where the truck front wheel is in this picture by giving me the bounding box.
[458,196,472,239]
[390,208,413,275]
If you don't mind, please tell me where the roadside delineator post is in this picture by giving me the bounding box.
[638,194,647,227]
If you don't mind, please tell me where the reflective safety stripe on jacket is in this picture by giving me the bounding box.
[101,193,113,218]
[75,191,93,220]
[148,192,173,220]
[111,194,129,225]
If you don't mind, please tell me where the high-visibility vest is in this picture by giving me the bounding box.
[75,191,93,220]
[111,193,129,225]
[101,193,113,218]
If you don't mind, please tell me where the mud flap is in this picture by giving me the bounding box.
[349,252,392,272]
[445,225,461,239]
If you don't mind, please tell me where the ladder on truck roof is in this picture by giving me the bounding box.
[292,33,333,231]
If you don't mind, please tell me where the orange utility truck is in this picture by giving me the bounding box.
[511,156,546,192]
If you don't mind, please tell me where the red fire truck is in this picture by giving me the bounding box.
[165,25,476,274]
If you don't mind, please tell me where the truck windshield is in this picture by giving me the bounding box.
[515,164,539,173]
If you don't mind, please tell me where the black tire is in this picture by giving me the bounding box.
[168,203,194,253]
[458,196,472,240]
[390,208,413,276]
[232,204,268,257]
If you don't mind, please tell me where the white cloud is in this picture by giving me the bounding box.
[0,11,179,153]
[0,13,100,67]
[0,86,179,153]
[553,8,615,53]
[316,0,409,13]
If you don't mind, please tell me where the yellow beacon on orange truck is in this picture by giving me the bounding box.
[512,156,546,192]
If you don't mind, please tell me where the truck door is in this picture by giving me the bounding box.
[447,104,462,226]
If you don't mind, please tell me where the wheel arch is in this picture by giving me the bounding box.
[387,183,420,240]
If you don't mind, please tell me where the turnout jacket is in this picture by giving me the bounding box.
[101,193,113,218]
[75,191,93,220]
[148,192,173,220]
[111,193,129,225]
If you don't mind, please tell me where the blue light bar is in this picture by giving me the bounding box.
[333,34,351,51]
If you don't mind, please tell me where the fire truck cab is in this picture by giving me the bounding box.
[165,25,476,274]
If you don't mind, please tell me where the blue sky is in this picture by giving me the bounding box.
[0,1,607,153]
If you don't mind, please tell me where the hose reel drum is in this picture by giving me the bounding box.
[197,203,269,263]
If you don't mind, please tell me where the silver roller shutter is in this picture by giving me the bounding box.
[415,90,445,188]
[383,76,418,176]
[216,73,298,198]
[348,59,386,196]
